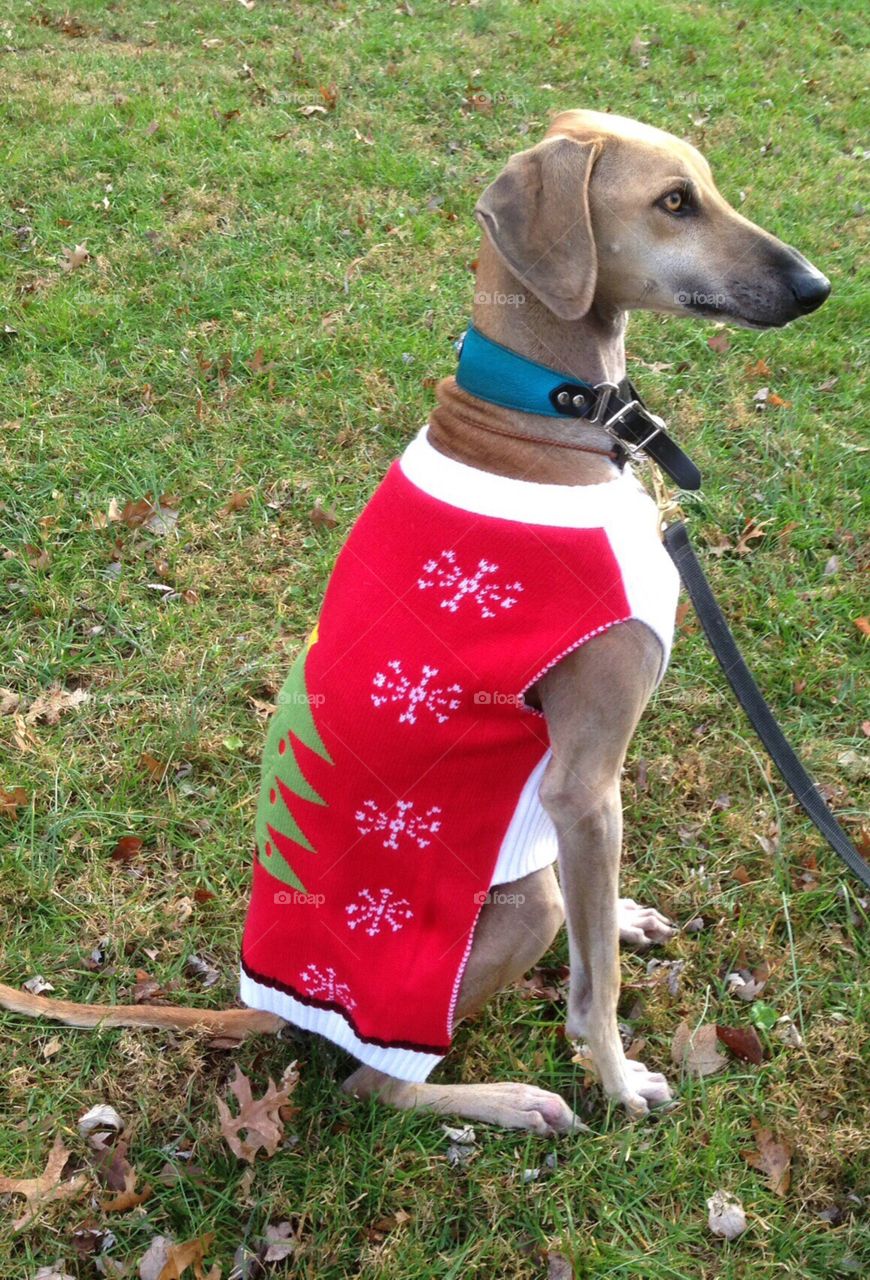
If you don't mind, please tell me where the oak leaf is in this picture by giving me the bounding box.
[0,1136,89,1230]
[216,1063,299,1162]
[671,1020,727,1077]
[743,1118,792,1195]
[25,686,88,725]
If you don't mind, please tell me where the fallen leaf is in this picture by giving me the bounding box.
[216,1063,299,1162]
[547,1251,574,1280]
[774,1015,804,1048]
[110,835,143,863]
[24,542,51,569]
[23,974,54,995]
[154,1233,219,1279]
[309,498,338,528]
[138,1236,172,1280]
[78,1104,124,1141]
[716,1024,764,1065]
[743,1119,792,1196]
[671,1021,728,1077]
[1,786,29,818]
[0,1137,89,1230]
[130,970,165,1004]
[25,686,88,725]
[140,752,168,783]
[60,243,90,272]
[853,617,870,638]
[707,331,730,354]
[745,358,771,378]
[33,1266,76,1280]
[767,392,791,408]
[319,82,339,110]
[262,1220,298,1263]
[185,954,220,988]
[222,489,253,515]
[707,1189,747,1239]
[735,517,772,555]
[101,1166,152,1213]
[0,687,21,715]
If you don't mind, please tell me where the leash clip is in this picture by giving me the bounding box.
[589,380,620,425]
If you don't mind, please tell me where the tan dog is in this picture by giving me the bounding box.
[1,111,829,1135]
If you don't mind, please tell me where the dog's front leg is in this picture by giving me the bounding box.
[537,623,673,1115]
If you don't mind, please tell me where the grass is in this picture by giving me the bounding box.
[1,0,867,1275]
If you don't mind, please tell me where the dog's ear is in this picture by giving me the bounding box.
[475,135,602,321]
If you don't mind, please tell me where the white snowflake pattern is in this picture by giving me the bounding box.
[298,963,356,1009]
[371,660,462,725]
[417,549,523,619]
[355,798,442,850]
[346,887,414,937]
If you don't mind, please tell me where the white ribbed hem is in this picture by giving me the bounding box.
[400,425,642,527]
[239,968,444,1083]
[489,750,558,885]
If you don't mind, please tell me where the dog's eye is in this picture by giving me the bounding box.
[657,187,694,216]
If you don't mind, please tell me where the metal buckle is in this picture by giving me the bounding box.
[603,403,667,457]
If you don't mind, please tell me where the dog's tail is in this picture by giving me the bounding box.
[0,982,284,1037]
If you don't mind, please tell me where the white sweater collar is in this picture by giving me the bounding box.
[399,426,649,528]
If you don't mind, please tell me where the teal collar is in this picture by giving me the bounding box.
[455,323,620,420]
[451,323,702,490]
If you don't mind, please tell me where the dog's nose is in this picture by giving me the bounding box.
[789,271,831,313]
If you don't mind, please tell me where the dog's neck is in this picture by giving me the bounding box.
[428,238,628,485]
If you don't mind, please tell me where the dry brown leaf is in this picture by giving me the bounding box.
[101,1168,152,1213]
[222,489,253,515]
[766,392,791,408]
[216,1063,299,1162]
[0,686,20,715]
[109,493,179,533]
[671,1020,728,1077]
[716,1023,764,1065]
[157,1232,219,1279]
[140,752,168,783]
[310,498,338,528]
[24,542,51,569]
[0,1136,89,1230]
[854,616,870,638]
[707,331,730,354]
[110,835,143,863]
[745,358,771,378]
[743,1118,792,1195]
[25,686,88,725]
[60,243,90,272]
[0,786,28,818]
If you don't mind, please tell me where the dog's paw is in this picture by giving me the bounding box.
[618,898,676,949]
[477,1083,587,1136]
[615,1059,674,1116]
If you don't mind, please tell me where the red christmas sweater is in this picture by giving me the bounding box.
[240,427,679,1081]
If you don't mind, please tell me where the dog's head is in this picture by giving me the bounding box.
[475,109,830,328]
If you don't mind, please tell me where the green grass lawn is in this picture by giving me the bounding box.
[1,0,867,1275]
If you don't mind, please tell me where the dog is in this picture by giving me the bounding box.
[1,111,829,1136]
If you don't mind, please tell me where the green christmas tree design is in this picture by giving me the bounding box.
[255,627,332,891]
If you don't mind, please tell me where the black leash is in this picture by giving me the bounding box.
[664,521,870,890]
